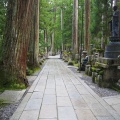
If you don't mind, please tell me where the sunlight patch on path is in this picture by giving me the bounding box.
[48,54,60,59]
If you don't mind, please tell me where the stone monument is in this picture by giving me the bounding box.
[105,6,120,58]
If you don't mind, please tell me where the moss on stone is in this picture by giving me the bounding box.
[68,61,73,65]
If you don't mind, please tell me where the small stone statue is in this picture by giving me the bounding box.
[112,6,119,37]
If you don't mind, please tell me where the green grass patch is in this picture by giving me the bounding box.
[0,83,26,91]
[10,83,26,89]
[74,63,79,67]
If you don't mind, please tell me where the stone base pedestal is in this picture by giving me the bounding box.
[104,37,120,58]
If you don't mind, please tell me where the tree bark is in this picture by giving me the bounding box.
[28,0,39,67]
[61,9,64,52]
[1,0,34,86]
[51,32,55,55]
[44,29,48,57]
[34,0,39,66]
[72,0,78,55]
[51,6,56,56]
[84,0,90,52]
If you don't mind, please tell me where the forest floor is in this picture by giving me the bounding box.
[0,57,120,120]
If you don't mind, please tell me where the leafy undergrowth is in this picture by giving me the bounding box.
[74,63,79,67]
[0,65,41,92]
[111,84,120,93]
[26,66,40,75]
[0,71,26,91]
[0,83,26,92]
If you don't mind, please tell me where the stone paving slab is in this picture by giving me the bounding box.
[45,89,56,95]
[39,105,57,119]
[91,108,111,117]
[34,85,45,92]
[58,107,78,120]
[0,90,26,103]
[10,111,22,120]
[96,116,115,120]
[75,109,97,120]
[71,98,89,110]
[112,104,120,115]
[10,58,120,120]
[57,97,72,107]
[24,99,42,110]
[30,91,44,99]
[19,110,39,120]
[28,76,40,93]
[42,95,56,105]
[103,95,120,116]
[39,119,57,120]
[103,95,120,105]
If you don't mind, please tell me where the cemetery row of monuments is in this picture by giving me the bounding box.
[61,6,120,88]
[86,6,120,88]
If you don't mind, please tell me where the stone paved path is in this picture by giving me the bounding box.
[10,57,120,120]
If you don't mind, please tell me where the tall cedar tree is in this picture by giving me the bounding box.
[1,0,35,87]
[28,0,39,67]
[72,0,78,55]
[84,0,90,51]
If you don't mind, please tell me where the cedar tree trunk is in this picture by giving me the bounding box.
[1,0,34,86]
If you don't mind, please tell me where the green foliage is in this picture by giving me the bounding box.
[0,0,7,60]
[10,83,26,89]
[0,64,27,90]
[26,68,33,75]
[68,61,74,65]
[62,3,72,46]
[111,84,120,93]
[0,67,26,90]
[98,70,104,75]
[74,63,79,67]
[96,48,104,53]
[26,66,40,75]
[90,0,111,47]
[39,0,73,52]
[91,67,96,72]
[0,36,3,61]
[0,68,15,87]
[91,66,103,74]
[63,50,71,56]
